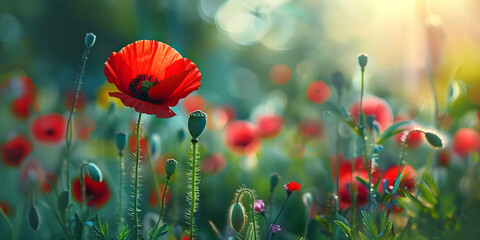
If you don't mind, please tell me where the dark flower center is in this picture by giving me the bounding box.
[5,146,23,163]
[45,128,55,136]
[129,74,159,101]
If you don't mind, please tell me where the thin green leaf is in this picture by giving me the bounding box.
[422,172,438,196]
[376,121,411,144]
[334,220,352,239]
[418,184,437,206]
[356,176,370,190]
[57,191,69,220]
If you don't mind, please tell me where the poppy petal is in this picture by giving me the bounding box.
[109,92,176,118]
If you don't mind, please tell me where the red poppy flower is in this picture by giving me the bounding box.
[104,40,201,118]
[392,115,423,149]
[31,113,67,144]
[269,65,292,85]
[148,184,171,207]
[349,96,393,131]
[284,181,301,192]
[201,152,226,174]
[453,128,480,157]
[1,134,33,167]
[10,95,35,120]
[225,121,262,155]
[72,175,111,208]
[306,81,331,104]
[182,95,206,114]
[338,170,369,210]
[377,164,416,195]
[256,113,284,138]
[0,202,12,216]
[298,119,323,139]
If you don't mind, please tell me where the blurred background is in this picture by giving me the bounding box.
[1,0,480,239]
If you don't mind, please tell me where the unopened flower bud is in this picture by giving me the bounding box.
[85,32,96,48]
[230,203,245,232]
[188,110,207,140]
[172,225,182,240]
[357,53,368,69]
[86,163,103,182]
[302,192,313,209]
[270,172,280,191]
[150,134,161,158]
[115,132,128,152]
[165,159,178,178]
[424,131,443,148]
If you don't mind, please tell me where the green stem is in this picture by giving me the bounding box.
[134,113,143,240]
[359,68,372,211]
[0,208,14,240]
[424,149,435,171]
[302,205,311,240]
[159,178,170,222]
[44,193,71,239]
[65,46,91,192]
[189,139,198,240]
[236,189,258,240]
[268,194,290,239]
[118,151,125,230]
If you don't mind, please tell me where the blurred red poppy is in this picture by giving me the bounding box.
[104,40,201,118]
[31,113,67,144]
[148,183,171,208]
[437,149,451,167]
[453,128,480,157]
[182,95,205,114]
[306,81,331,104]
[0,202,12,216]
[338,170,369,210]
[72,175,111,208]
[209,106,235,129]
[330,155,381,182]
[256,113,284,138]
[392,115,423,149]
[1,134,33,167]
[269,64,292,85]
[225,121,262,155]
[298,119,322,139]
[349,96,393,131]
[378,164,416,195]
[201,152,226,174]
[9,76,36,120]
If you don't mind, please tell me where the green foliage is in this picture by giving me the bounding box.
[148,223,168,240]
[117,225,131,240]
[359,211,398,240]
[28,205,40,231]
[375,121,411,144]
[92,214,109,240]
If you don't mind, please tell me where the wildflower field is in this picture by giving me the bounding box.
[1,0,480,239]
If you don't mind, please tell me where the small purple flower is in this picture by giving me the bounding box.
[270,224,282,233]
[254,199,265,213]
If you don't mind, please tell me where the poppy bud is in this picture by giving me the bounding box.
[302,192,313,209]
[86,163,103,182]
[188,110,207,140]
[230,203,245,232]
[85,32,96,48]
[332,72,346,92]
[177,128,186,142]
[270,172,280,191]
[165,159,178,178]
[28,204,40,231]
[424,131,443,148]
[357,53,368,69]
[115,132,128,152]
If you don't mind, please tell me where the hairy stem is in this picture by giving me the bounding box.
[118,151,125,230]
[236,189,258,240]
[159,178,170,222]
[65,45,91,192]
[134,113,143,240]
[189,139,198,240]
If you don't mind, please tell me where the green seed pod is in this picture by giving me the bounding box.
[115,132,128,152]
[424,131,443,148]
[165,159,178,178]
[188,110,207,140]
[358,53,368,69]
[28,205,40,231]
[86,163,103,182]
[230,203,245,233]
[84,32,96,48]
